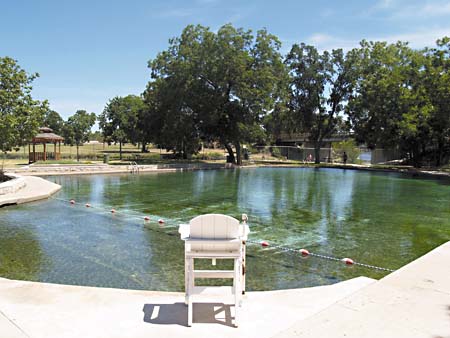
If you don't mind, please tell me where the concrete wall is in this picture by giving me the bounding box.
[0,174,26,195]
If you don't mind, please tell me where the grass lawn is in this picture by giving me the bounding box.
[2,143,232,168]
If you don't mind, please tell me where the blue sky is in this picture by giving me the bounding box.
[1,0,450,121]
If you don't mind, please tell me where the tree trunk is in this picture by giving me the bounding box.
[141,141,146,153]
[314,143,321,164]
[119,141,122,160]
[235,141,242,166]
[76,144,80,162]
[411,144,421,168]
[1,152,6,172]
[225,144,235,164]
[436,140,443,167]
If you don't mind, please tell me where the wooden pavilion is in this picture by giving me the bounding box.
[29,127,64,163]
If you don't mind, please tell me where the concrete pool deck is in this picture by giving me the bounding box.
[0,175,61,207]
[0,241,449,338]
[7,163,232,176]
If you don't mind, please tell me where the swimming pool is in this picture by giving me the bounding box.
[1,167,449,291]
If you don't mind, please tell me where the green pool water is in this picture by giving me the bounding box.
[0,168,449,291]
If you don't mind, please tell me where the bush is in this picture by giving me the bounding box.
[271,147,282,158]
[192,151,224,160]
[332,140,361,164]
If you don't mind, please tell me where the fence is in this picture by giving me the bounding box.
[252,146,336,163]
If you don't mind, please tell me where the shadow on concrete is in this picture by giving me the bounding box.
[433,305,450,338]
[142,302,235,327]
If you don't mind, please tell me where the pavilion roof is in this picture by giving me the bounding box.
[32,132,64,143]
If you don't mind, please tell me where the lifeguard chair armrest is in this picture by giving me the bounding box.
[178,223,190,239]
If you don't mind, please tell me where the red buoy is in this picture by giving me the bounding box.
[144,216,150,221]
[261,241,269,247]
[299,248,310,256]
[342,258,354,265]
[110,209,116,213]
[85,203,91,208]
[158,219,165,224]
[70,199,75,204]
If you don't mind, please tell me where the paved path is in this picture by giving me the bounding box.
[0,277,374,338]
[275,241,450,338]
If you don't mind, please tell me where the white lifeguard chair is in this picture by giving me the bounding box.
[179,213,250,327]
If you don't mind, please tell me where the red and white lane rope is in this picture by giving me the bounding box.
[55,197,396,273]
[247,239,395,272]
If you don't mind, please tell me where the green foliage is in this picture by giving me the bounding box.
[282,44,355,163]
[346,39,450,167]
[65,110,96,145]
[145,24,286,163]
[99,95,146,158]
[89,131,104,142]
[0,57,48,153]
[332,140,361,164]
[43,110,64,134]
[271,147,282,158]
[192,151,224,160]
[142,80,201,159]
[64,110,96,161]
[99,95,145,144]
[423,37,450,166]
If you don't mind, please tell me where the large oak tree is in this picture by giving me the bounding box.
[146,24,285,164]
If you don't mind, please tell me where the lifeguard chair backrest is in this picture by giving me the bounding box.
[188,214,241,252]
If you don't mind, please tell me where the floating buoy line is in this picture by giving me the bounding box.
[248,239,394,272]
[52,197,168,225]
[50,196,395,273]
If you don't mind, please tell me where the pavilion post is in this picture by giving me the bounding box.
[43,143,47,161]
[33,142,36,163]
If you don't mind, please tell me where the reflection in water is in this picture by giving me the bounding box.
[0,168,449,291]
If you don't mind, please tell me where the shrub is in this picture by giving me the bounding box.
[332,140,361,164]
[271,147,282,158]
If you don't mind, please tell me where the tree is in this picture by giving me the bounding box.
[89,131,104,142]
[65,110,96,161]
[43,110,64,134]
[147,24,286,164]
[424,37,450,166]
[283,44,356,163]
[346,41,434,167]
[98,95,145,159]
[142,77,202,159]
[0,57,47,153]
